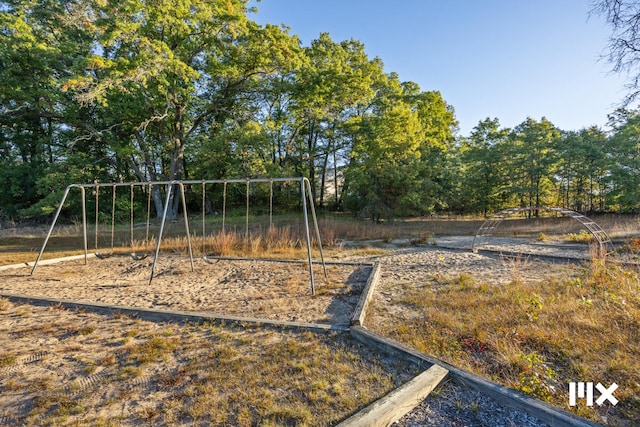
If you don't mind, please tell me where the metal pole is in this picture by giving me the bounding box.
[179,182,195,272]
[269,179,273,228]
[81,187,88,265]
[304,178,326,277]
[31,185,73,275]
[300,178,316,295]
[130,184,135,251]
[94,185,99,250]
[245,179,250,241]
[145,183,151,250]
[109,184,116,252]
[149,183,173,285]
[202,181,206,255]
[222,181,227,233]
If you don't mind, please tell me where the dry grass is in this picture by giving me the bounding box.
[0,300,418,426]
[0,213,483,266]
[8,212,636,264]
[2,214,639,425]
[474,212,640,241]
[566,229,596,243]
[369,255,640,426]
[1,217,400,265]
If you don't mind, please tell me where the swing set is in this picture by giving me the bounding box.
[93,184,152,260]
[31,178,326,294]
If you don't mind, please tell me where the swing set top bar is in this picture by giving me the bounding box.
[68,177,306,189]
[30,177,325,295]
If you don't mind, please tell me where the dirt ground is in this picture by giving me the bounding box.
[0,236,621,426]
[0,255,371,326]
[0,256,378,425]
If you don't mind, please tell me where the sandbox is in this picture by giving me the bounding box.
[0,255,371,326]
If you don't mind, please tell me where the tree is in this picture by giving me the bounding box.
[0,0,112,217]
[81,1,302,217]
[343,72,457,219]
[605,108,640,211]
[343,103,423,220]
[2,0,303,218]
[592,0,640,104]
[507,117,561,214]
[410,87,458,213]
[459,118,511,215]
[291,33,378,204]
[555,127,609,211]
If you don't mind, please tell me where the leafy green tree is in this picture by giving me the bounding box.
[410,88,458,213]
[80,1,300,216]
[290,33,378,204]
[605,109,640,211]
[2,0,304,218]
[459,118,511,215]
[555,127,609,211]
[0,0,109,217]
[507,117,560,214]
[343,72,457,219]
[344,103,423,220]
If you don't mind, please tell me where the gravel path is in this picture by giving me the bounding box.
[395,380,549,427]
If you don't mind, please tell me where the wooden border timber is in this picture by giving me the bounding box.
[0,254,96,272]
[336,364,449,427]
[351,261,381,326]
[0,294,349,334]
[350,326,603,427]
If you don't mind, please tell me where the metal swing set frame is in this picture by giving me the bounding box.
[31,177,326,295]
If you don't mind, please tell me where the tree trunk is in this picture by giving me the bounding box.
[307,121,316,201]
[165,115,186,220]
[151,185,164,219]
[319,152,328,207]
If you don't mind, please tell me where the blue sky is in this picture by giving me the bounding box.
[248,0,628,136]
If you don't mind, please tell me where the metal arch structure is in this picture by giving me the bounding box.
[30,177,326,295]
[471,207,614,255]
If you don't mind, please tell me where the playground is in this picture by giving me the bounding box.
[0,239,580,427]
[0,180,638,426]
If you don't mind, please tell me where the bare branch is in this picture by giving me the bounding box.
[137,111,169,132]
[0,105,26,116]
[68,122,123,146]
[592,0,640,106]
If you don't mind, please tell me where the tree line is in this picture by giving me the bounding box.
[2,0,640,222]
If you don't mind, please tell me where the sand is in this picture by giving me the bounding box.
[0,255,371,326]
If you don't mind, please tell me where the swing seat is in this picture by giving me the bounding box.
[95,251,114,260]
[202,255,220,264]
[131,252,148,261]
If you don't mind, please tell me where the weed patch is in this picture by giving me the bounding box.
[371,260,640,426]
[0,307,419,426]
